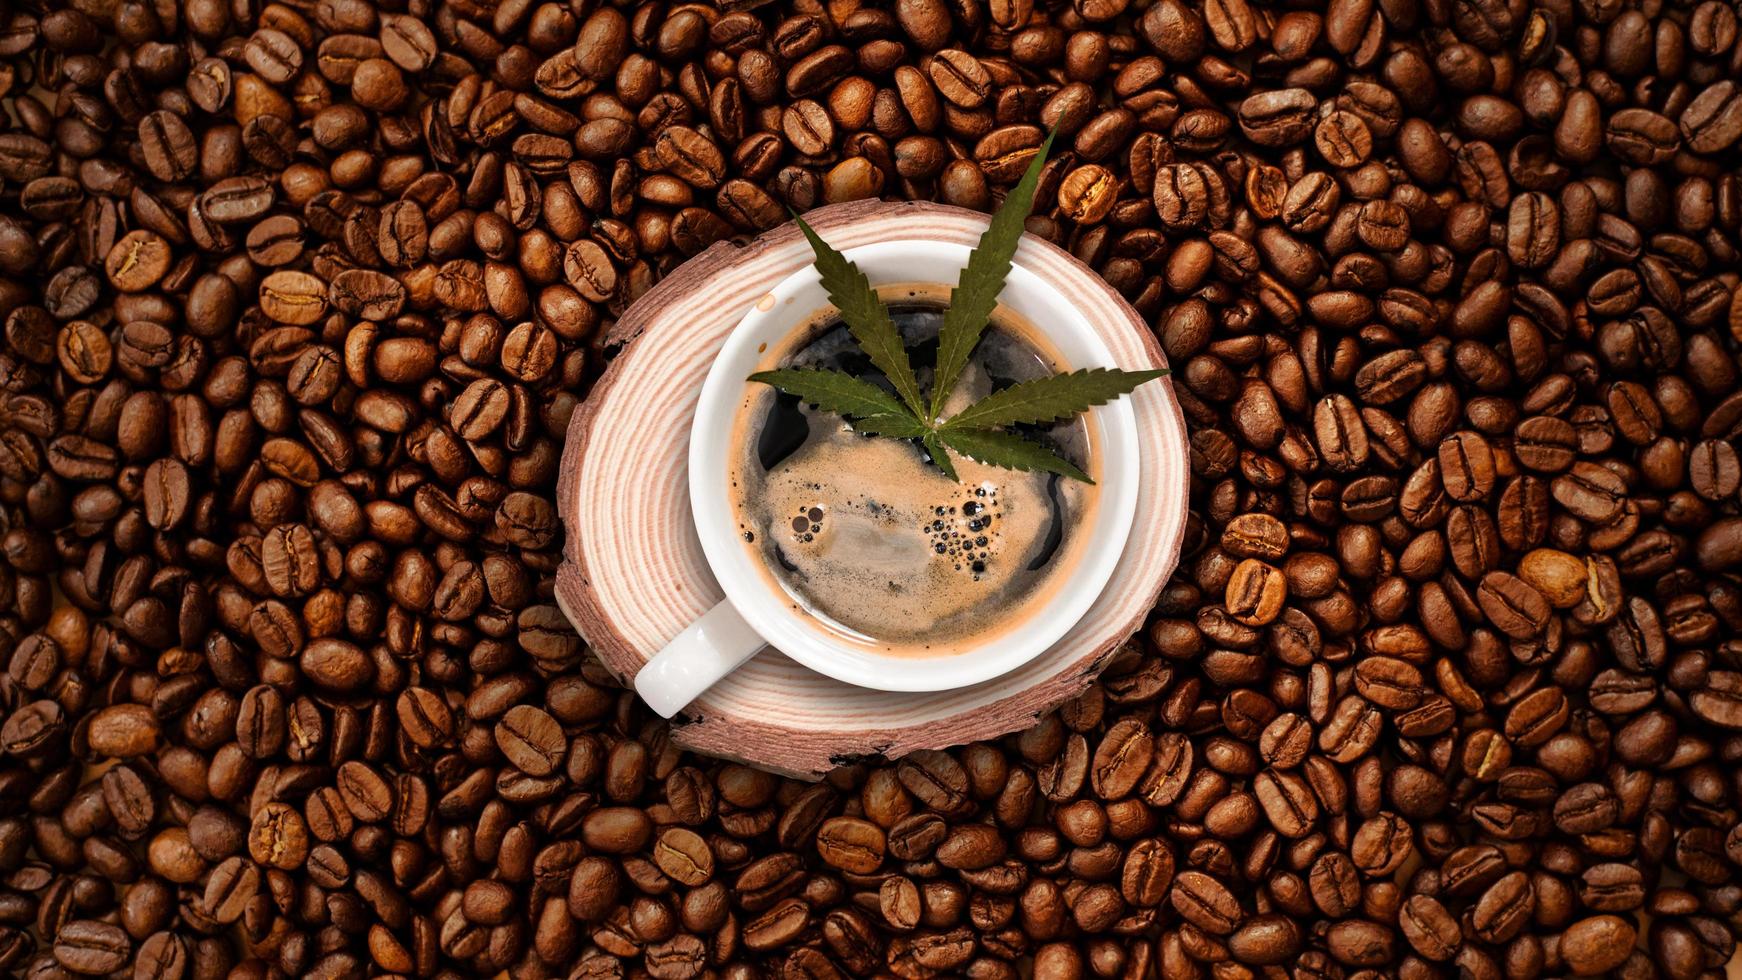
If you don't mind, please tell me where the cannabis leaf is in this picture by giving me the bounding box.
[747,368,911,421]
[941,368,1168,431]
[750,134,1167,483]
[790,213,925,418]
[929,128,1056,422]
[923,433,959,482]
[852,413,930,439]
[939,428,1092,484]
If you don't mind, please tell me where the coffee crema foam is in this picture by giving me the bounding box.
[727,286,1099,657]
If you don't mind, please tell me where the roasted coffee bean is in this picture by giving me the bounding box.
[1399,895,1461,961]
[103,230,173,292]
[563,240,617,303]
[815,817,886,874]
[1225,559,1286,625]
[495,705,564,776]
[1222,512,1288,560]
[137,111,197,182]
[258,270,329,325]
[1238,89,1317,147]
[1171,871,1241,934]
[1439,431,1496,501]
[929,50,992,109]
[652,827,714,886]
[1253,768,1317,837]
[1691,439,1741,500]
[654,127,726,189]
[1478,571,1551,638]
[1315,111,1373,167]
[1057,165,1118,224]
[53,920,131,975]
[1562,915,1638,974]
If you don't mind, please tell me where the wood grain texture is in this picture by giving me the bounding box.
[555,200,1191,778]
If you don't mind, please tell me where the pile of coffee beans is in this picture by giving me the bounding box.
[1,0,1741,976]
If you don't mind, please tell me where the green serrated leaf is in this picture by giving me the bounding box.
[790,213,925,418]
[749,368,916,422]
[851,413,929,439]
[929,128,1057,421]
[942,368,1168,431]
[923,433,959,482]
[939,427,1092,483]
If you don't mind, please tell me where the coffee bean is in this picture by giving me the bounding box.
[1478,570,1551,638]
[1350,812,1413,876]
[87,703,161,758]
[896,749,972,817]
[137,111,197,182]
[1562,915,1637,974]
[1504,686,1570,747]
[391,687,451,750]
[258,270,329,325]
[1681,81,1742,154]
[1691,439,1740,500]
[1315,111,1373,167]
[928,50,992,109]
[652,827,714,886]
[53,920,131,975]
[1356,199,1410,251]
[1228,913,1302,965]
[1690,671,1742,728]
[886,812,947,861]
[1326,919,1397,967]
[1550,461,1627,524]
[1057,164,1117,224]
[654,126,726,190]
[103,230,173,292]
[1170,871,1240,934]
[495,704,565,776]
[718,179,784,231]
[1153,163,1214,231]
[879,876,922,930]
[381,14,439,72]
[562,239,617,303]
[582,807,652,854]
[1089,717,1153,799]
[935,823,1006,870]
[1253,768,1317,837]
[1220,512,1288,560]
[1608,108,1681,164]
[782,100,835,158]
[248,800,310,870]
[0,133,52,182]
[1238,89,1317,147]
[1399,894,1461,961]
[131,932,189,980]
[203,855,260,923]
[1225,558,1286,625]
[815,817,886,874]
[744,898,811,950]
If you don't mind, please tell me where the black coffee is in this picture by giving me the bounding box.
[727,286,1098,655]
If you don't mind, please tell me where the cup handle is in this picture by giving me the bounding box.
[634,601,767,718]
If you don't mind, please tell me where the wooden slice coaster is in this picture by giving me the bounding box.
[555,199,1190,779]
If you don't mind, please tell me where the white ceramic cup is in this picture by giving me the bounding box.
[633,239,1141,718]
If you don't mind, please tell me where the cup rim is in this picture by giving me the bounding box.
[688,237,1140,691]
